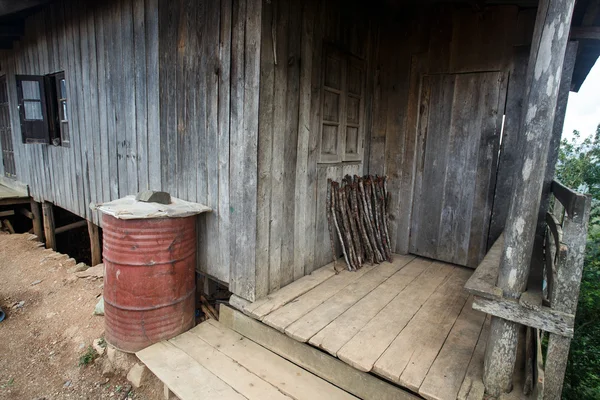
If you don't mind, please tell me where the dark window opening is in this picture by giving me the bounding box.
[16,72,69,147]
[0,75,16,178]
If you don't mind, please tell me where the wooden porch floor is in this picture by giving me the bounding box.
[239,255,528,400]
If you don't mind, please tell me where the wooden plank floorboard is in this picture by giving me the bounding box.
[309,257,432,356]
[136,341,247,400]
[418,297,487,400]
[373,268,472,391]
[220,305,419,400]
[285,255,416,342]
[337,262,455,372]
[244,261,337,319]
[169,331,293,400]
[457,316,490,400]
[262,263,378,332]
[191,320,358,400]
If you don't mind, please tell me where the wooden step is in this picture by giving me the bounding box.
[219,304,419,400]
[136,320,358,400]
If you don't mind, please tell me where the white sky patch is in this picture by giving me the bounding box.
[563,58,600,141]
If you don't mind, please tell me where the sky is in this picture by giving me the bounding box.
[563,59,600,141]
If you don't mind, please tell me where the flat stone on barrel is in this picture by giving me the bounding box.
[135,190,172,205]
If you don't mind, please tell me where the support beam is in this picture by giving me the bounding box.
[483,0,576,395]
[55,220,87,235]
[570,26,600,40]
[544,195,592,399]
[30,200,44,242]
[0,210,14,217]
[42,202,56,250]
[87,220,101,266]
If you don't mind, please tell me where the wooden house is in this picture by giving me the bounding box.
[0,0,598,398]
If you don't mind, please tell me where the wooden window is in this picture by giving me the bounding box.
[0,75,16,178]
[16,75,49,144]
[319,46,365,163]
[16,72,69,146]
[46,72,69,147]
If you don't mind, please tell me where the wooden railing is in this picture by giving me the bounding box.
[464,180,592,399]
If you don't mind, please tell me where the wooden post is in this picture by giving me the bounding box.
[42,202,56,250]
[483,0,576,395]
[544,195,591,399]
[30,200,44,242]
[87,220,101,266]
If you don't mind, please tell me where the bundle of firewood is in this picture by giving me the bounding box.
[327,175,393,272]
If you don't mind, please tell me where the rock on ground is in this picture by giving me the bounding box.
[126,363,148,389]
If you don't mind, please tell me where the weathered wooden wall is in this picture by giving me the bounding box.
[370,5,537,259]
[0,0,261,285]
[254,0,375,299]
[0,0,161,224]
[254,2,537,299]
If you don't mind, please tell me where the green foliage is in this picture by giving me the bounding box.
[556,124,600,399]
[78,346,98,366]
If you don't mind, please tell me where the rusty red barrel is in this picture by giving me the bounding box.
[101,214,197,353]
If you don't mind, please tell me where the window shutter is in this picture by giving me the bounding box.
[343,56,365,162]
[16,75,49,144]
[319,47,345,163]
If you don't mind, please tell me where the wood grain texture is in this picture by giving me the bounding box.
[192,320,358,400]
[244,259,337,319]
[309,257,431,356]
[473,296,574,337]
[263,263,377,332]
[418,297,487,400]
[169,331,292,400]
[284,255,415,342]
[136,341,247,400]
[337,262,454,372]
[220,304,419,400]
[373,268,472,390]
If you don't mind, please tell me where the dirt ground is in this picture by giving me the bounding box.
[0,233,165,400]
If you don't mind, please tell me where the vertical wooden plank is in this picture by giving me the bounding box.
[410,74,456,259]
[256,0,275,293]
[87,4,103,222]
[145,0,161,191]
[467,72,506,266]
[243,0,262,300]
[122,0,137,196]
[101,3,119,201]
[65,2,86,215]
[177,0,195,202]
[293,0,315,278]
[205,0,221,278]
[268,0,289,292]
[95,3,110,203]
[42,202,56,250]
[159,0,178,195]
[31,199,44,242]
[134,0,149,192]
[396,52,428,254]
[282,0,301,284]
[87,220,102,266]
[488,46,529,248]
[217,0,232,283]
[305,0,326,275]
[230,0,261,301]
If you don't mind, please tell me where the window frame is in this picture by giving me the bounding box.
[16,72,69,147]
[16,74,50,144]
[318,44,366,164]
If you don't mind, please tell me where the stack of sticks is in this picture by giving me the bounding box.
[327,175,393,272]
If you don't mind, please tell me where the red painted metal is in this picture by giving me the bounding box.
[102,214,196,353]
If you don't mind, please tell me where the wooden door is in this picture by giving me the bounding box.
[410,72,506,268]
